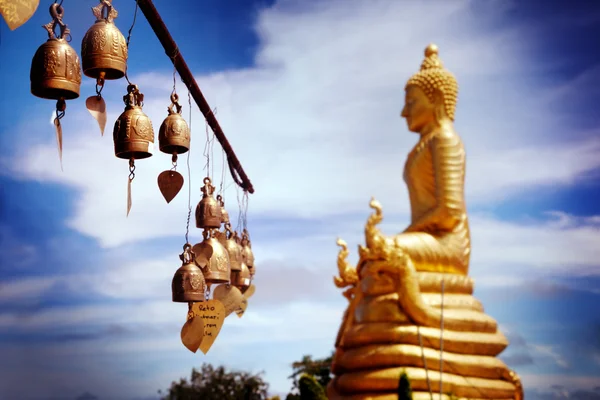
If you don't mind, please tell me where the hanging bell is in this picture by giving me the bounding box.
[195,177,222,229]
[113,84,155,159]
[241,229,255,277]
[217,195,230,227]
[193,229,231,285]
[219,224,242,273]
[81,0,127,80]
[159,93,190,155]
[172,244,206,303]
[228,231,251,292]
[30,3,81,100]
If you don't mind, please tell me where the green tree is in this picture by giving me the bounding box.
[159,363,269,400]
[288,353,333,393]
[397,371,413,400]
[298,374,327,400]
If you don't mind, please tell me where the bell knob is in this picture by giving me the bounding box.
[113,84,155,160]
[30,3,81,100]
[159,93,190,155]
[195,177,221,229]
[172,244,206,303]
[193,229,231,285]
[81,0,127,80]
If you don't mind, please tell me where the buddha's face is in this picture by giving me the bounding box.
[401,85,435,133]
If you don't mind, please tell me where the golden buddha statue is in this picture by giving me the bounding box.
[328,44,523,400]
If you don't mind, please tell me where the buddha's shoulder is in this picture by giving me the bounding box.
[430,129,463,147]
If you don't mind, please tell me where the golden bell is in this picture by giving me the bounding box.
[113,84,155,160]
[30,3,81,100]
[241,229,255,277]
[193,229,231,285]
[159,93,190,155]
[172,244,206,303]
[81,0,127,80]
[219,225,242,273]
[195,177,221,229]
[217,195,230,225]
[233,260,252,294]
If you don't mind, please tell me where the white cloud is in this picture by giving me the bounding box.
[2,0,599,248]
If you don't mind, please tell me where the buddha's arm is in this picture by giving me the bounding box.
[405,133,465,234]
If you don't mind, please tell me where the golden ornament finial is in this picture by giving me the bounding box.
[406,43,458,120]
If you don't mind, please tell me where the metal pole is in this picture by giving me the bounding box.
[135,0,255,194]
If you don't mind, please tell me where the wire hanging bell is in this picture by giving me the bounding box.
[159,93,190,155]
[195,177,222,229]
[228,230,250,292]
[172,244,206,303]
[217,195,229,227]
[193,229,231,285]
[81,0,127,81]
[30,3,81,101]
[113,84,154,159]
[241,229,255,278]
[219,223,242,274]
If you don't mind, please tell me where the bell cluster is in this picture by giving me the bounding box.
[172,176,255,304]
[29,0,191,162]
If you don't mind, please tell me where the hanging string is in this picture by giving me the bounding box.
[210,108,217,181]
[242,191,249,232]
[184,89,193,244]
[218,149,226,197]
[124,1,139,85]
[202,108,218,177]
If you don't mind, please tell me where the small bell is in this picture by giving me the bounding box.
[159,93,190,155]
[30,3,81,101]
[113,84,154,160]
[81,0,127,81]
[229,231,251,292]
[193,229,231,285]
[195,177,221,229]
[241,229,255,277]
[217,195,230,226]
[219,224,242,273]
[172,244,206,303]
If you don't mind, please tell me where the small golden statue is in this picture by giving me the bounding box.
[328,44,523,400]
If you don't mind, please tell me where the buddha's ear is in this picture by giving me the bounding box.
[431,89,447,122]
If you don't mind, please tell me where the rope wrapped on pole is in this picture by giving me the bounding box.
[134,0,255,194]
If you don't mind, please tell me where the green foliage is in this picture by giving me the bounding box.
[159,363,269,400]
[298,374,327,400]
[288,353,333,393]
[397,371,413,400]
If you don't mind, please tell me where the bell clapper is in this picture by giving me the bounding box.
[127,157,135,217]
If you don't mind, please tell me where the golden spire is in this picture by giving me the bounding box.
[405,43,459,120]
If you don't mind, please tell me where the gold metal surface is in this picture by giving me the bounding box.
[195,177,222,229]
[0,0,39,31]
[329,44,523,400]
[30,3,81,101]
[180,314,204,353]
[241,229,255,276]
[190,299,225,354]
[157,170,184,204]
[172,244,206,303]
[193,228,231,285]
[81,0,127,80]
[158,93,190,155]
[213,284,244,317]
[113,84,155,160]
[219,223,243,272]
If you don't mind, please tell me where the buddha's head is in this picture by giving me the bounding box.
[401,44,458,133]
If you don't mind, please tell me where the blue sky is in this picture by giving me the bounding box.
[0,0,599,399]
